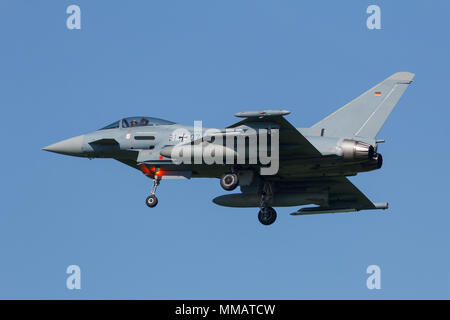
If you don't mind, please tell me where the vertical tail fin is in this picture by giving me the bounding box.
[311,72,415,139]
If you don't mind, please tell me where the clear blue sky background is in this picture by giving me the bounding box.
[0,0,449,299]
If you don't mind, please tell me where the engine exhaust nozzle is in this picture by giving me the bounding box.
[339,139,374,160]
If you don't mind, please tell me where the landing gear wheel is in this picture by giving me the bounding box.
[146,195,158,208]
[220,173,239,191]
[258,207,277,225]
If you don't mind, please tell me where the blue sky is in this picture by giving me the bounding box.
[1,0,449,299]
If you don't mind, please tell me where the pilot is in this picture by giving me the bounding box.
[140,118,149,126]
[130,119,138,127]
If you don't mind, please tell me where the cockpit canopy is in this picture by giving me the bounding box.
[99,117,176,130]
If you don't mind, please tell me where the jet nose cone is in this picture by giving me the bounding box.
[43,135,85,156]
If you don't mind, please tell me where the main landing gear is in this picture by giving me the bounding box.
[219,171,277,226]
[146,176,161,208]
[258,207,277,225]
[257,181,277,226]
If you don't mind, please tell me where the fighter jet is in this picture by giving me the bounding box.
[43,72,414,225]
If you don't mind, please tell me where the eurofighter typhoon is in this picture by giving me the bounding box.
[43,72,414,225]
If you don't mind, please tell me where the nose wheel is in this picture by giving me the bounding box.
[145,176,161,208]
[146,195,158,208]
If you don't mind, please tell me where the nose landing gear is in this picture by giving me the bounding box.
[146,194,158,208]
[146,176,161,208]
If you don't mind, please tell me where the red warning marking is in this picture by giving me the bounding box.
[139,164,163,178]
[139,164,151,176]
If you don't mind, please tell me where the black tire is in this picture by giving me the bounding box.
[146,195,158,208]
[258,207,277,225]
[220,173,239,191]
